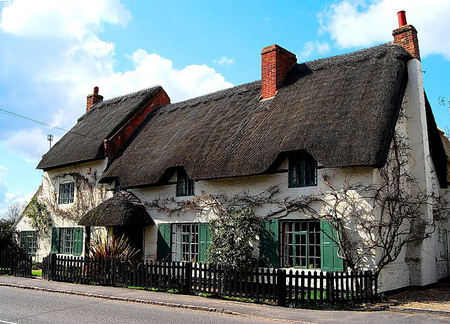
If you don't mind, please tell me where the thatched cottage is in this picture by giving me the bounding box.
[15,11,450,292]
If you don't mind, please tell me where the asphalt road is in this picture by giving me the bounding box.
[1,283,449,324]
[0,286,282,324]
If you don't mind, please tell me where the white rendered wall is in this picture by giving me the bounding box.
[131,163,375,263]
[15,159,112,261]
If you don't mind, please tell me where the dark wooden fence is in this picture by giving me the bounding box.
[0,250,32,277]
[42,254,377,306]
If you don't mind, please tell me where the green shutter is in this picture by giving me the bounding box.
[259,219,279,267]
[73,227,83,256]
[51,227,60,254]
[321,220,343,271]
[198,223,211,262]
[157,223,171,261]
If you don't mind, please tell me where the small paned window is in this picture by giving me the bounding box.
[20,231,37,255]
[172,223,199,262]
[60,228,75,254]
[58,182,75,204]
[176,170,194,196]
[51,227,83,256]
[288,153,317,187]
[280,220,321,269]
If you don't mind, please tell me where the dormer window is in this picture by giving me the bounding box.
[288,153,317,187]
[58,181,75,204]
[176,169,194,196]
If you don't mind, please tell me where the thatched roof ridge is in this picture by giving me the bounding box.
[101,44,412,187]
[37,86,163,171]
[78,191,154,227]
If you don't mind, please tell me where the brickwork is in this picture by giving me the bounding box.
[86,86,104,111]
[104,89,171,158]
[392,11,420,61]
[261,44,297,99]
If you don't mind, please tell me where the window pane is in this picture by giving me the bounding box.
[20,231,37,255]
[176,170,194,196]
[58,182,74,204]
[280,220,321,269]
[289,154,317,187]
[172,223,199,262]
[60,228,75,254]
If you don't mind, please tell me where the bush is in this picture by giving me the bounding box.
[89,234,139,259]
[0,219,19,252]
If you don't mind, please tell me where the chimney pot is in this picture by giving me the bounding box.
[86,86,104,111]
[397,10,407,27]
[392,11,420,60]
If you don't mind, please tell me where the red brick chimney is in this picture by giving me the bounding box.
[86,86,104,111]
[392,10,420,60]
[261,44,297,100]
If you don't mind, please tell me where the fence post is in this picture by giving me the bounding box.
[277,269,287,307]
[184,262,192,294]
[50,253,57,281]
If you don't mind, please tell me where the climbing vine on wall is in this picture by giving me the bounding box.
[26,198,52,236]
[45,170,108,222]
[206,205,260,269]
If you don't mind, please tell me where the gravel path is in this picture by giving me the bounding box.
[388,277,450,312]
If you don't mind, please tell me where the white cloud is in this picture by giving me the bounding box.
[298,41,331,61]
[213,56,235,66]
[0,0,234,164]
[2,128,57,163]
[100,49,234,103]
[319,0,450,59]
[0,166,8,208]
[0,190,33,219]
[0,0,130,40]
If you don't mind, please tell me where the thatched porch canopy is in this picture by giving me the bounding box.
[78,191,154,227]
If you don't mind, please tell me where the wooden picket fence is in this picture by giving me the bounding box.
[0,249,32,277]
[42,254,377,306]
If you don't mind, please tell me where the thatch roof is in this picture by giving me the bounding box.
[101,44,414,187]
[37,86,163,171]
[78,191,154,227]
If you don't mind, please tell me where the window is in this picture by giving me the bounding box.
[157,223,210,262]
[172,223,199,262]
[51,227,83,256]
[60,228,75,254]
[280,220,321,268]
[58,182,74,204]
[20,231,37,255]
[176,169,194,196]
[288,153,317,187]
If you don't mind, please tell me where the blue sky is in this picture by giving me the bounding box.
[0,0,449,216]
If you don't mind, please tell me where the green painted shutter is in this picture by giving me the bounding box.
[73,227,83,256]
[157,223,171,261]
[321,220,343,271]
[259,219,279,267]
[198,223,211,263]
[51,227,60,254]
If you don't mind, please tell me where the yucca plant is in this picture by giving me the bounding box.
[89,234,139,259]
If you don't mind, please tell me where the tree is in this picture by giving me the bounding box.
[1,202,25,223]
[0,203,25,251]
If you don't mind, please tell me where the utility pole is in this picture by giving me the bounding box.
[47,134,53,150]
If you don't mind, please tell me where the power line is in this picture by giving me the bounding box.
[0,108,101,141]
